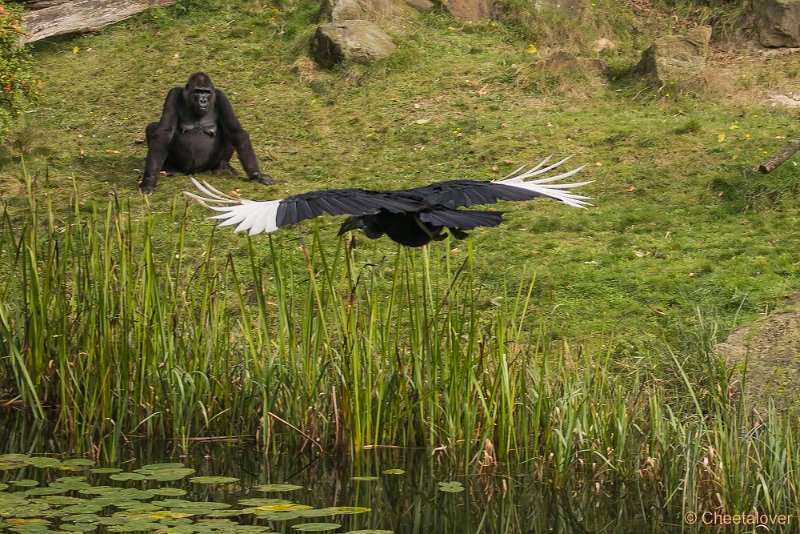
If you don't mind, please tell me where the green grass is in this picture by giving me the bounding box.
[2,172,800,527]
[2,0,798,349]
[2,0,800,527]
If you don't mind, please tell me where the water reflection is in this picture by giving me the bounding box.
[0,411,650,533]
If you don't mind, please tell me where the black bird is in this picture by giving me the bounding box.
[185,156,591,247]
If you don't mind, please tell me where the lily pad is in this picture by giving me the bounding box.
[350,476,379,482]
[110,488,154,500]
[147,511,194,520]
[55,476,88,483]
[109,472,148,482]
[61,524,98,532]
[149,487,188,497]
[139,462,187,471]
[149,468,196,482]
[238,498,291,507]
[61,514,101,523]
[62,503,105,514]
[189,476,240,485]
[62,459,94,468]
[255,510,302,521]
[107,521,164,532]
[255,503,312,512]
[204,509,251,518]
[78,485,115,495]
[51,480,92,491]
[27,456,62,468]
[24,486,71,496]
[9,479,39,487]
[196,519,273,532]
[382,468,405,475]
[0,454,30,462]
[155,501,231,515]
[253,483,303,492]
[39,495,84,505]
[437,481,465,493]
[292,523,341,532]
[0,461,25,471]
[298,506,371,518]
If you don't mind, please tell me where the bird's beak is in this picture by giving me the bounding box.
[338,216,361,236]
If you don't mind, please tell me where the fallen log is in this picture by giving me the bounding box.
[755,138,800,173]
[20,0,177,43]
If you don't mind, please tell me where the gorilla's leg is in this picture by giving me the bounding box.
[142,122,170,193]
[211,143,238,175]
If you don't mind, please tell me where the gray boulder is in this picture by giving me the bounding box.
[635,26,712,87]
[404,0,433,13]
[320,0,397,22]
[312,20,397,68]
[440,0,492,21]
[752,0,800,47]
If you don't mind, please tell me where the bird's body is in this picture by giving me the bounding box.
[339,209,504,247]
[186,156,591,247]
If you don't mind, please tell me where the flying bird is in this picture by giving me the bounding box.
[185,156,591,247]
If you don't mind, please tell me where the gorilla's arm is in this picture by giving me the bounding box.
[215,90,274,185]
[141,87,182,192]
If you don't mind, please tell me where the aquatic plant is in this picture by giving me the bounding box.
[1,168,800,528]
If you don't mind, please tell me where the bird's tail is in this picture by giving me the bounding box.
[493,155,592,208]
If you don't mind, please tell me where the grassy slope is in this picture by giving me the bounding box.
[2,0,800,353]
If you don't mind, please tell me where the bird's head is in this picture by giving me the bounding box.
[338,215,384,239]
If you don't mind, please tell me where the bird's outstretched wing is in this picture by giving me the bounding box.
[405,155,591,209]
[185,180,427,235]
[185,155,591,236]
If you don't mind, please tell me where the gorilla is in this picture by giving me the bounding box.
[141,72,274,194]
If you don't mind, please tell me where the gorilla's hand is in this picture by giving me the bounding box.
[249,172,275,186]
[140,178,157,194]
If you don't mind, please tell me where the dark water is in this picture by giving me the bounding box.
[0,412,651,534]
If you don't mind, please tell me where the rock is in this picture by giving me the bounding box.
[440,0,492,21]
[404,0,434,13]
[716,293,800,414]
[769,92,800,106]
[635,26,712,87]
[752,0,800,47]
[312,20,397,68]
[320,0,398,22]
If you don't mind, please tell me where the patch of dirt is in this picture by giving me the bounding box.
[716,293,800,415]
[703,46,800,108]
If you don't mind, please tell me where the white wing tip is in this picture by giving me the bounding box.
[185,180,282,234]
[492,155,593,207]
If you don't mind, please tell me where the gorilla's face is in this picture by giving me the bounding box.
[193,88,212,116]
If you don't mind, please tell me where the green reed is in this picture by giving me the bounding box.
[1,169,800,525]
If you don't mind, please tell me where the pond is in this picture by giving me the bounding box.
[0,413,645,534]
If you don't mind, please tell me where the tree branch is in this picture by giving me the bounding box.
[756,138,800,174]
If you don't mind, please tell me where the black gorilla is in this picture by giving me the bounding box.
[141,72,274,194]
